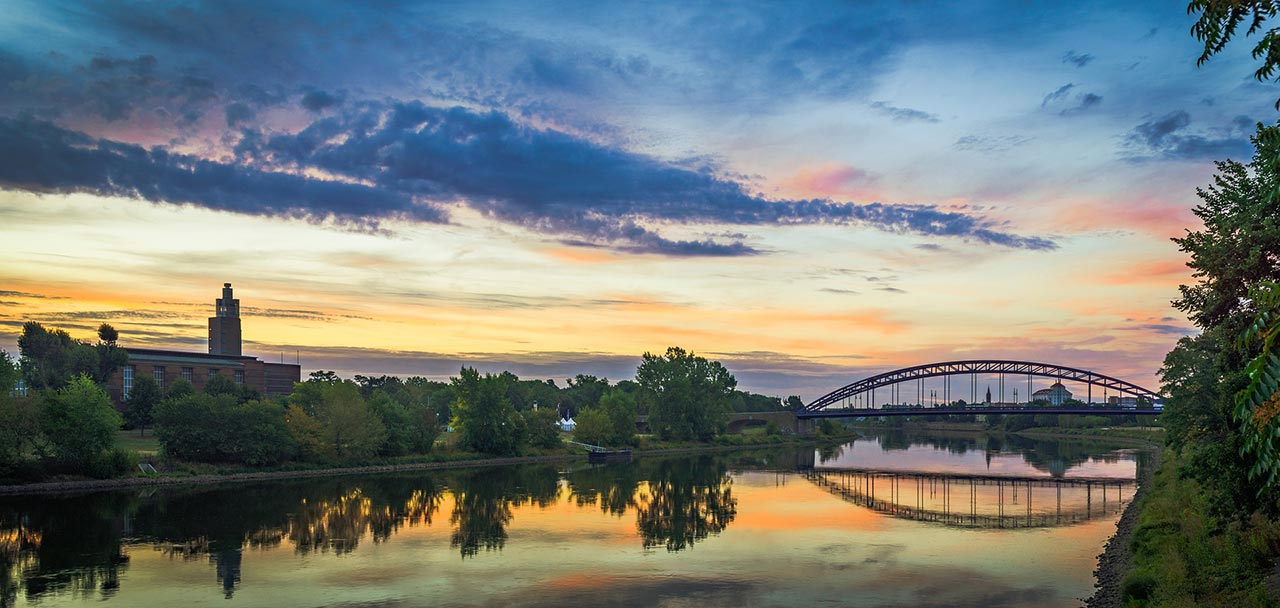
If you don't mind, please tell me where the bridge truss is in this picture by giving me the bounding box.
[804,360,1162,413]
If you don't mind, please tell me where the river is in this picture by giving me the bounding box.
[0,430,1146,607]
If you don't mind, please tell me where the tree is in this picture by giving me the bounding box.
[0,349,19,395]
[1189,1,1280,108]
[598,389,637,446]
[1162,122,1280,513]
[572,408,613,447]
[154,392,295,465]
[524,407,562,449]
[314,381,386,460]
[451,367,525,456]
[166,376,194,400]
[368,389,411,456]
[18,322,99,390]
[93,323,127,385]
[635,347,736,441]
[204,372,239,398]
[784,395,805,411]
[125,373,161,435]
[39,375,121,471]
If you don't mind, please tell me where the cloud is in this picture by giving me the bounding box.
[953,134,1032,154]
[1124,111,1254,160]
[0,115,444,229]
[235,101,1054,253]
[0,290,67,299]
[300,89,342,112]
[1059,92,1102,115]
[1041,83,1074,107]
[869,101,940,123]
[1062,50,1094,67]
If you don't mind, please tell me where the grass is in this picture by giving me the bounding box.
[1123,448,1280,607]
[115,429,161,457]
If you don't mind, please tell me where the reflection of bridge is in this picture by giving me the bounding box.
[799,360,1164,418]
[805,468,1135,529]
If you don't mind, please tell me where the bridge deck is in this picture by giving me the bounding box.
[798,406,1160,418]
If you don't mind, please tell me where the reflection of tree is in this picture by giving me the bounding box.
[448,465,560,558]
[0,492,135,607]
[130,475,445,596]
[634,455,737,552]
[567,463,642,516]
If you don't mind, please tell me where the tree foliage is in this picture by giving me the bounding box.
[39,375,122,471]
[125,373,161,433]
[1235,282,1280,490]
[313,381,387,460]
[154,392,296,465]
[451,367,525,456]
[636,347,736,441]
[1189,1,1280,107]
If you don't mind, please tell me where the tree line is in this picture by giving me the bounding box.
[0,328,801,479]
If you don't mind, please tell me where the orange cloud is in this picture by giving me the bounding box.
[543,248,618,264]
[778,163,880,199]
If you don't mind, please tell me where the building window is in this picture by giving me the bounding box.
[208,368,219,382]
[234,370,244,386]
[181,367,193,382]
[153,367,165,392]
[123,365,135,399]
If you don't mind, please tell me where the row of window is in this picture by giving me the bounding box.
[122,364,243,399]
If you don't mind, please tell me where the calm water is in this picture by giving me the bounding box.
[0,431,1146,608]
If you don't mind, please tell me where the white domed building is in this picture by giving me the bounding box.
[1031,381,1072,405]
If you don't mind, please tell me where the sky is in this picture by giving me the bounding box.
[0,1,1271,400]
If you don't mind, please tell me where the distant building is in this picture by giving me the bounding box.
[1031,381,1072,406]
[1108,396,1140,407]
[106,283,300,408]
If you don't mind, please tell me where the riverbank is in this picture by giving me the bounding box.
[1084,439,1160,608]
[0,432,860,496]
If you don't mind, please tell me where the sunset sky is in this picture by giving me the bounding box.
[0,1,1268,399]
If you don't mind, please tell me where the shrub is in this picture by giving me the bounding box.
[40,375,122,472]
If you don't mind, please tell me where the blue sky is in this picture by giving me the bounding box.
[0,1,1269,397]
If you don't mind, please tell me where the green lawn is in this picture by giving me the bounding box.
[116,429,161,456]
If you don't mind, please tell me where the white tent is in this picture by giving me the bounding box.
[557,416,576,431]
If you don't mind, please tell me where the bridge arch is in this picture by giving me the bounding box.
[805,360,1162,412]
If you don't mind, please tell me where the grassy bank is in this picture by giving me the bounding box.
[2,429,859,495]
[1120,449,1280,607]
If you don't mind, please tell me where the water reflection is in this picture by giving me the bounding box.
[0,432,1143,607]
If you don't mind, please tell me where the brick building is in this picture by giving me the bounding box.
[106,284,301,407]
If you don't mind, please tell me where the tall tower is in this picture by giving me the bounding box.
[208,283,242,356]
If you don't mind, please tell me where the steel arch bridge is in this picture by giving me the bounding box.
[802,359,1163,416]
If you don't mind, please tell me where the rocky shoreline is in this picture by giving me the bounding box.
[1083,442,1161,608]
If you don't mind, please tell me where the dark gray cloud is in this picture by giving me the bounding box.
[236,101,1052,253]
[0,291,67,299]
[1119,323,1195,336]
[0,115,444,229]
[870,101,940,123]
[1124,111,1254,160]
[300,89,342,112]
[1062,50,1094,67]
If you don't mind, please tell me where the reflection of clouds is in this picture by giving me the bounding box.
[821,436,1137,480]
[855,564,1059,608]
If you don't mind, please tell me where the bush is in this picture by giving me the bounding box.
[89,447,137,479]
[573,408,613,446]
[1120,569,1157,602]
[155,393,296,465]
